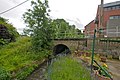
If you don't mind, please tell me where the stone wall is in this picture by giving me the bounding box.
[87,38,120,58]
[54,38,120,57]
[54,39,87,52]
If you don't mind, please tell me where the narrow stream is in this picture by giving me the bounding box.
[26,54,69,80]
[26,60,48,80]
[26,44,71,80]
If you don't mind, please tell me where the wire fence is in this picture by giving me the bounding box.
[85,28,120,38]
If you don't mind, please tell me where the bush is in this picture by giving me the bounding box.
[0,17,19,45]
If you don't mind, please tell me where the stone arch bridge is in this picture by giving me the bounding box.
[53,38,87,54]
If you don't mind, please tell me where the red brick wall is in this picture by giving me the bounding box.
[104,9,120,28]
[89,21,95,35]
[84,6,120,37]
[84,21,95,37]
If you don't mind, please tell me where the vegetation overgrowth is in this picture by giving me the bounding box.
[0,0,85,79]
[51,19,84,39]
[0,37,51,80]
[23,0,54,51]
[48,56,92,80]
[0,17,19,45]
[23,0,84,52]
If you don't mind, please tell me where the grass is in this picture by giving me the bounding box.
[48,56,92,80]
[0,36,51,80]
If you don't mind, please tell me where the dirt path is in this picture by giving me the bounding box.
[106,60,120,80]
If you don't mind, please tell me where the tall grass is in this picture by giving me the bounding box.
[0,36,51,80]
[48,56,92,80]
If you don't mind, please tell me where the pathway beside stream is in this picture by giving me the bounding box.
[106,60,120,80]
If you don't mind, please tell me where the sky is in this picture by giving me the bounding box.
[0,0,117,33]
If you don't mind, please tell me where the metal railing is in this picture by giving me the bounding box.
[91,29,113,80]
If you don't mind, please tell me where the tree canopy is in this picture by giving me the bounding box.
[51,19,84,39]
[23,0,54,51]
[23,0,84,51]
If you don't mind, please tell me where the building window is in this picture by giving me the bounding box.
[116,6,120,9]
[104,5,120,11]
[110,16,114,19]
[107,7,112,10]
[104,8,108,11]
[109,15,120,19]
[112,6,116,10]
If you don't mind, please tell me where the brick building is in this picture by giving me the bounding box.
[84,1,120,38]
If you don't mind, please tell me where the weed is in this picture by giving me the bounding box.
[0,36,51,79]
[48,56,92,80]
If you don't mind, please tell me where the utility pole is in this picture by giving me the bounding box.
[100,0,104,29]
[98,0,104,37]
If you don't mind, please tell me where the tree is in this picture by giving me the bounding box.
[52,19,70,38]
[76,28,84,38]
[76,29,81,35]
[23,0,54,51]
[51,19,84,39]
[0,17,8,23]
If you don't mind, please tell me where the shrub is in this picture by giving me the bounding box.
[0,17,19,45]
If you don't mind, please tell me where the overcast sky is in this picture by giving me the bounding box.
[0,0,117,33]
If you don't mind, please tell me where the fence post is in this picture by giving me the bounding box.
[91,29,96,73]
[85,38,87,47]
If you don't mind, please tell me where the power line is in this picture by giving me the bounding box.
[0,0,30,15]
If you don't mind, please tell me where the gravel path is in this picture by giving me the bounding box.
[106,60,120,80]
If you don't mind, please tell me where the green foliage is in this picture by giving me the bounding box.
[0,17,19,44]
[0,17,19,38]
[0,67,11,80]
[0,17,8,23]
[0,38,8,45]
[48,56,91,80]
[23,0,54,51]
[51,19,84,39]
[0,37,51,80]
[15,66,35,80]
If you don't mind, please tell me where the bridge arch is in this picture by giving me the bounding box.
[53,44,71,56]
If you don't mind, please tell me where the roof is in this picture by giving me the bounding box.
[84,20,94,28]
[103,1,120,8]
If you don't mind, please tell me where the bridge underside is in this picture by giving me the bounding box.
[53,44,71,56]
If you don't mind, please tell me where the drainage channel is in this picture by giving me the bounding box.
[26,49,71,80]
[26,60,48,80]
